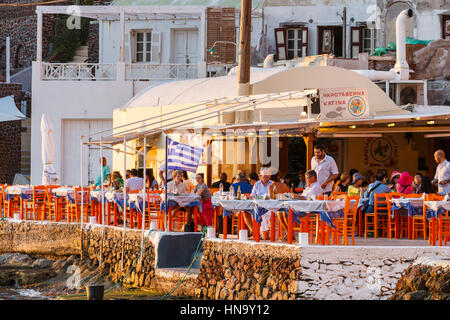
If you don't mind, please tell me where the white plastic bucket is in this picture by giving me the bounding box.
[238,230,248,241]
[149,221,158,231]
[297,232,309,246]
[206,227,216,239]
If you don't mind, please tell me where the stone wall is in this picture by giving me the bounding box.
[0,83,24,184]
[390,256,450,300]
[195,240,302,300]
[195,240,448,300]
[297,246,447,300]
[0,1,56,76]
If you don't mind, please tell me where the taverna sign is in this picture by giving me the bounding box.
[320,88,370,120]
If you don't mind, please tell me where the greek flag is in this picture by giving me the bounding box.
[167,138,204,173]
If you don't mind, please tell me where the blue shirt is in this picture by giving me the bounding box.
[364,181,392,206]
[94,165,110,187]
[231,182,253,196]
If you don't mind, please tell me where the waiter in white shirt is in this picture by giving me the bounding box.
[311,144,339,196]
[433,150,450,195]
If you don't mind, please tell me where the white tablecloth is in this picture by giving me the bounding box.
[285,200,345,213]
[52,187,75,198]
[161,194,202,207]
[391,198,424,208]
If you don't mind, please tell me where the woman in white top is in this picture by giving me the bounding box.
[166,170,189,220]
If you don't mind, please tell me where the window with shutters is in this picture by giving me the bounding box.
[287,28,302,59]
[275,26,308,60]
[135,31,152,62]
[362,28,376,54]
[131,30,161,64]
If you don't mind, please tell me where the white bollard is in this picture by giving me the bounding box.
[298,232,309,246]
[89,216,97,224]
[207,227,216,239]
[149,221,158,231]
[238,230,248,241]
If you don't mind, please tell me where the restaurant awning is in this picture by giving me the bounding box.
[0,95,26,122]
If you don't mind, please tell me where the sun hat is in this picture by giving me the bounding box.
[397,172,413,186]
[391,171,401,179]
[352,173,365,184]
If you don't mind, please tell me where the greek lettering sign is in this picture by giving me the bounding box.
[320,88,370,120]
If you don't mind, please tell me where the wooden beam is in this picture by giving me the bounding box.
[237,0,251,96]
[303,133,315,171]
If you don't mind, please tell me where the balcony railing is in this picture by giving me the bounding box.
[125,63,198,81]
[43,63,116,81]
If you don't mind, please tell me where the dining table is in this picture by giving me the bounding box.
[424,200,450,246]
[160,193,202,232]
[390,197,424,239]
[214,197,346,244]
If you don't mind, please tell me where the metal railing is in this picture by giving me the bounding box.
[125,63,198,81]
[43,63,116,81]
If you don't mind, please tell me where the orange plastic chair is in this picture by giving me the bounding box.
[23,186,46,220]
[332,195,359,245]
[66,187,90,222]
[386,193,406,239]
[147,193,163,230]
[45,185,64,221]
[425,194,445,246]
[3,185,21,218]
[365,193,390,238]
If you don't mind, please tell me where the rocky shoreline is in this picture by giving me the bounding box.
[0,252,113,300]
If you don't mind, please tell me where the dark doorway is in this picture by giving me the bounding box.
[288,137,307,186]
[318,26,343,57]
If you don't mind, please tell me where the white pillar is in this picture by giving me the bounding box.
[120,10,125,62]
[36,9,43,62]
[6,37,10,83]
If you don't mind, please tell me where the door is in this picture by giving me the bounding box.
[174,30,198,78]
[174,30,198,64]
[443,15,450,39]
[318,27,334,55]
[62,119,113,186]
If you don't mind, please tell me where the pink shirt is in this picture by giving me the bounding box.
[396,183,413,195]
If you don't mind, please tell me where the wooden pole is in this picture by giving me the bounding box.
[237,0,252,96]
[303,133,315,171]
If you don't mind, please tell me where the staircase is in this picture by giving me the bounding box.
[20,118,31,180]
[70,45,89,63]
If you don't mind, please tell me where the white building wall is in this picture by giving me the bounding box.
[99,13,204,64]
[264,3,376,57]
[30,62,135,185]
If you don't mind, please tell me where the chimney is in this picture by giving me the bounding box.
[393,9,414,81]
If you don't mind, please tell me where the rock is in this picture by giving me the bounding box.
[352,287,375,300]
[0,253,34,266]
[326,293,343,300]
[403,290,428,300]
[297,281,310,293]
[32,258,54,269]
[315,286,332,300]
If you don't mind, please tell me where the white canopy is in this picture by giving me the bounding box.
[0,95,26,121]
[41,114,60,185]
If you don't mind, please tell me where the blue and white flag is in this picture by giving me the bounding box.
[167,138,204,173]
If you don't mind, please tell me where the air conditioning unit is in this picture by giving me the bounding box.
[394,82,425,105]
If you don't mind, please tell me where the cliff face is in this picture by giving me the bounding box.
[390,257,450,300]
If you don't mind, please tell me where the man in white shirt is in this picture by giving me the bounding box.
[433,150,450,194]
[311,144,339,195]
[125,169,145,192]
[300,170,324,200]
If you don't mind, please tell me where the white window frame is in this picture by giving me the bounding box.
[286,28,303,60]
[133,30,152,63]
[362,27,376,54]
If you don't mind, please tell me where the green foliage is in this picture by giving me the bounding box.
[49,0,94,62]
